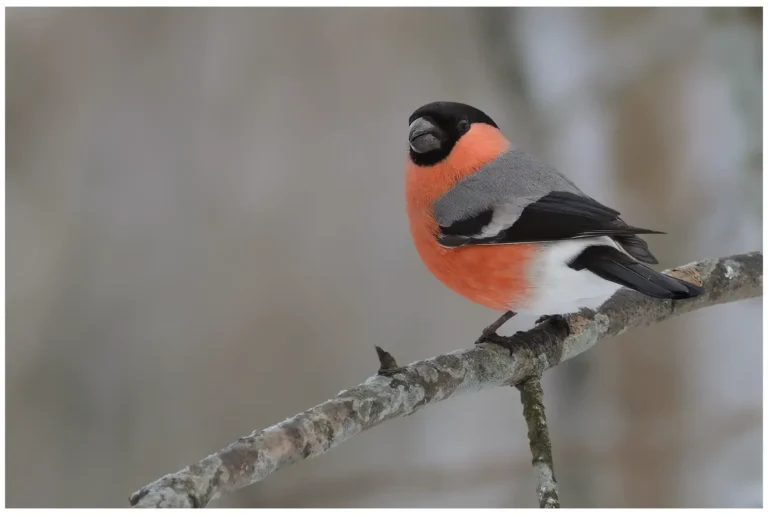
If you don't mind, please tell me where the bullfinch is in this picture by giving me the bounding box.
[405,101,703,344]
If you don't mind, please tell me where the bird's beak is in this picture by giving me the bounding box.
[409,117,443,154]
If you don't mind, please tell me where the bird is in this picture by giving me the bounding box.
[404,101,703,348]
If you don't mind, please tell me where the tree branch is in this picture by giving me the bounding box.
[129,251,762,508]
[517,376,559,508]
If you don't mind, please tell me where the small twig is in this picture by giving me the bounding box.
[516,377,559,508]
[476,310,516,344]
[375,346,399,374]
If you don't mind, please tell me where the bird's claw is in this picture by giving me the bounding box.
[475,329,498,345]
[475,331,519,355]
[475,310,517,345]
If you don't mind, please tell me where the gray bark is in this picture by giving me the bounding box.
[517,377,559,508]
[129,251,762,508]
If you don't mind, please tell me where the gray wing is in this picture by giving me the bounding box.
[432,149,662,264]
[434,149,585,237]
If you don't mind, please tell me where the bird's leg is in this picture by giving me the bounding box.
[475,310,517,345]
[479,312,572,356]
[479,330,526,355]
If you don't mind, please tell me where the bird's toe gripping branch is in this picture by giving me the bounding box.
[476,311,572,355]
[475,310,517,345]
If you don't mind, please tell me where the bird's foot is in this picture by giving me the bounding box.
[534,314,570,335]
[478,331,523,356]
[475,310,517,345]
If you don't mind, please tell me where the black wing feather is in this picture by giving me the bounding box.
[612,234,659,264]
[569,245,703,299]
[438,191,663,264]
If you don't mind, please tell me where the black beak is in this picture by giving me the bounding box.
[408,117,443,153]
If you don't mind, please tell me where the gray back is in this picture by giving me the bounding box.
[433,149,584,227]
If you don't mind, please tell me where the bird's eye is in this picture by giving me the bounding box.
[457,118,470,134]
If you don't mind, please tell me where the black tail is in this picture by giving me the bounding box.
[614,234,659,264]
[569,245,704,299]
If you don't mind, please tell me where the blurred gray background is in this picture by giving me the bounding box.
[6,7,763,508]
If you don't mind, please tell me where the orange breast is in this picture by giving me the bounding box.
[405,123,538,312]
[407,203,538,312]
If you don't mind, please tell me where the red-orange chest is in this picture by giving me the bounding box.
[406,201,537,312]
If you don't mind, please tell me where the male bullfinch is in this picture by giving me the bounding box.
[405,101,703,343]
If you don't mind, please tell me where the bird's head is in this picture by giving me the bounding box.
[407,101,506,167]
